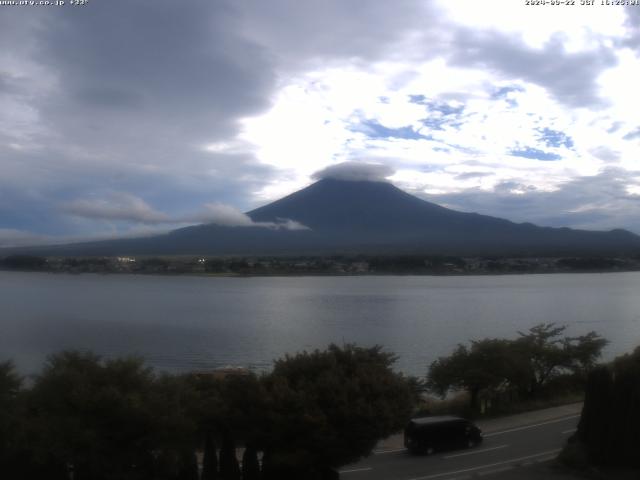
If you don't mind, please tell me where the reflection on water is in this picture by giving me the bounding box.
[1,271,639,376]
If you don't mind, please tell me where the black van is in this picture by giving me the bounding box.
[404,416,482,454]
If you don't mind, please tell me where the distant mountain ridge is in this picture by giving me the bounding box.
[7,178,640,256]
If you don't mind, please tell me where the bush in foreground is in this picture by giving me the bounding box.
[0,344,415,479]
[261,344,414,477]
[568,346,640,470]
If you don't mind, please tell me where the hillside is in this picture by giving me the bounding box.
[6,178,640,256]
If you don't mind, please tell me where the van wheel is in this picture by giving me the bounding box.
[425,446,435,455]
[467,439,476,449]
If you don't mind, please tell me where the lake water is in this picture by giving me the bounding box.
[1,271,640,377]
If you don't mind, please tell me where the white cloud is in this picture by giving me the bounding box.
[187,203,310,230]
[61,195,310,232]
[312,161,395,182]
[62,192,170,224]
[192,203,255,227]
[435,0,626,51]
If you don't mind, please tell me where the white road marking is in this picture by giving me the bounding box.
[374,447,406,454]
[407,449,562,480]
[534,455,558,463]
[483,415,580,437]
[562,428,577,434]
[444,445,508,459]
[339,467,373,474]
[477,466,513,476]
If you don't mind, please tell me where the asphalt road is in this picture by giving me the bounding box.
[339,414,580,480]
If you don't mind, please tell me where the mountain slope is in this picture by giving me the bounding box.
[246,178,640,254]
[8,178,640,256]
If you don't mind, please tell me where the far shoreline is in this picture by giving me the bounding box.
[2,252,640,277]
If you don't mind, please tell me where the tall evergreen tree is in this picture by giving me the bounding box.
[177,450,199,480]
[577,365,613,465]
[241,445,261,480]
[219,432,240,480]
[201,432,218,480]
[574,346,640,468]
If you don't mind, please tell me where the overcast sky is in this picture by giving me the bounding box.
[2,0,640,246]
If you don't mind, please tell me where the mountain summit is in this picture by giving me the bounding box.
[13,178,640,256]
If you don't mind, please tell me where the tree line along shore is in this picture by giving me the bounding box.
[1,323,638,479]
[2,253,640,275]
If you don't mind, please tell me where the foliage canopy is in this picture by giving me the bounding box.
[427,323,607,412]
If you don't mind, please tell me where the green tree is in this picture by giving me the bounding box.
[177,450,199,480]
[427,324,607,410]
[515,323,571,396]
[261,344,414,477]
[515,323,607,396]
[219,431,241,480]
[27,351,197,480]
[572,346,640,468]
[241,445,261,480]
[201,431,218,480]
[563,331,609,377]
[0,361,24,475]
[427,339,517,412]
[187,371,268,479]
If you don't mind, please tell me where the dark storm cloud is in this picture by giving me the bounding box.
[0,73,17,94]
[448,29,617,108]
[34,0,276,142]
[0,0,283,241]
[238,0,436,65]
[0,0,442,244]
[424,168,640,233]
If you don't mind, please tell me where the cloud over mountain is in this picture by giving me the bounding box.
[62,192,170,224]
[312,162,395,182]
[191,203,309,230]
[62,194,309,233]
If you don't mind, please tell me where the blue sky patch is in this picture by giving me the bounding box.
[430,102,464,116]
[538,127,574,148]
[353,120,431,140]
[409,95,465,132]
[491,85,523,107]
[623,128,640,141]
[409,95,465,116]
[421,117,446,131]
[409,94,428,104]
[511,147,562,161]
[491,85,524,99]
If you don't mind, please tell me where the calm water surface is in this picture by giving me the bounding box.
[1,271,640,376]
